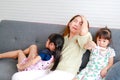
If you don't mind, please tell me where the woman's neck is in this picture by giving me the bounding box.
[69,32,79,39]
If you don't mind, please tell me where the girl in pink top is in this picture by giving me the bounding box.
[0,33,64,72]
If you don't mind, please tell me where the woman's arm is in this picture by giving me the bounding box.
[84,41,96,50]
[100,57,114,78]
[79,16,89,36]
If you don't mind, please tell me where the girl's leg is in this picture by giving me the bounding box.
[24,45,38,60]
[16,45,38,70]
[0,50,24,59]
[17,50,26,64]
[0,45,37,59]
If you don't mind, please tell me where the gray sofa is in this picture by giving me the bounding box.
[0,20,120,80]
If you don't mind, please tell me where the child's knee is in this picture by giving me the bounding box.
[30,44,37,49]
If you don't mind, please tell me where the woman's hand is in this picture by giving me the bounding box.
[84,41,96,50]
[79,15,88,36]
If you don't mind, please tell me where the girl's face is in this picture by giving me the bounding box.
[96,37,110,48]
[46,39,55,51]
[69,16,82,35]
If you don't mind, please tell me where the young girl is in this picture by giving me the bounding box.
[73,27,115,80]
[0,33,64,72]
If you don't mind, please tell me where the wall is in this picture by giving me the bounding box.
[0,0,120,28]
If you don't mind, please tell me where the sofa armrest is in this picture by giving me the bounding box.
[105,61,120,80]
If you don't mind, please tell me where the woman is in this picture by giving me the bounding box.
[12,15,92,80]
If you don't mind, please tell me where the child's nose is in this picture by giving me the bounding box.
[100,41,104,45]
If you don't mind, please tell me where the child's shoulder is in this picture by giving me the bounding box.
[107,47,116,56]
[107,47,115,51]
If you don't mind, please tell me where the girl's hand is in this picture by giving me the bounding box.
[100,68,108,78]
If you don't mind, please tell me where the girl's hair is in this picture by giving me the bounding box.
[95,27,112,46]
[48,33,64,71]
[62,15,89,36]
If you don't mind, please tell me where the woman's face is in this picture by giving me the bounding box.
[69,16,83,35]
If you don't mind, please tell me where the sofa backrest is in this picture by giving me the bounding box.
[0,20,120,63]
[0,20,65,52]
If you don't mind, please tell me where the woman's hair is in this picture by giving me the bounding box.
[62,15,89,36]
[48,33,64,71]
[95,27,112,46]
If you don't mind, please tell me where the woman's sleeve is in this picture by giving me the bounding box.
[77,32,92,49]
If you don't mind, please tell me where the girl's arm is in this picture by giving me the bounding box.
[100,57,114,78]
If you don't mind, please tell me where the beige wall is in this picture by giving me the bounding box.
[0,0,120,28]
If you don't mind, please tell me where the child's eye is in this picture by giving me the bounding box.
[103,40,106,42]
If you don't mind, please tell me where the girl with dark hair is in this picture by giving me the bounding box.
[0,33,64,72]
[73,27,115,80]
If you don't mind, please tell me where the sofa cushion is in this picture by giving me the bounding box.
[0,59,17,80]
[105,61,120,80]
[0,20,65,52]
